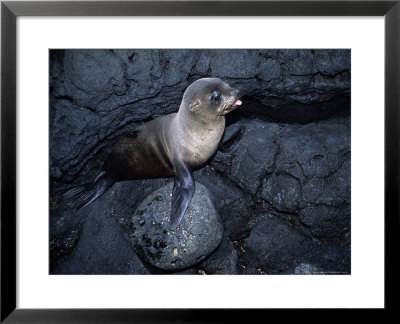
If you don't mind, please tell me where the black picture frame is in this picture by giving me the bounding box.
[1,0,398,321]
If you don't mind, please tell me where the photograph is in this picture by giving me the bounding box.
[2,0,397,319]
[49,49,351,275]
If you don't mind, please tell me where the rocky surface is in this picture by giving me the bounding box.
[50,49,350,183]
[198,234,239,274]
[50,178,169,274]
[51,115,350,275]
[130,182,224,271]
[50,49,351,275]
[244,214,314,273]
[50,192,150,275]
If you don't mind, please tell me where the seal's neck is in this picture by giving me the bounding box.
[174,107,225,165]
[177,105,224,132]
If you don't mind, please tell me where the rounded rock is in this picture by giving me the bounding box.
[130,182,224,271]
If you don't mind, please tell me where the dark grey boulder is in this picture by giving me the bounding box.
[261,174,302,212]
[51,190,150,275]
[194,168,255,242]
[130,182,224,271]
[212,120,280,196]
[212,116,350,235]
[299,205,351,238]
[244,214,315,273]
[198,234,239,274]
[275,118,350,180]
[296,240,351,274]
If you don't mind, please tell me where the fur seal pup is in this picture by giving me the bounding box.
[64,78,242,229]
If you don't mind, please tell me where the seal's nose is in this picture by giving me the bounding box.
[235,89,240,97]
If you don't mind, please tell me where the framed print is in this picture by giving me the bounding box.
[1,0,399,321]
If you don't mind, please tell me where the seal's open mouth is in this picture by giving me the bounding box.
[218,98,242,116]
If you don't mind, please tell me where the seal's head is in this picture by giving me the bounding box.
[181,78,242,120]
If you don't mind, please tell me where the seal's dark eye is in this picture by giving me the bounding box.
[210,90,221,103]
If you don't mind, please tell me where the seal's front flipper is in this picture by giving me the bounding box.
[170,163,194,230]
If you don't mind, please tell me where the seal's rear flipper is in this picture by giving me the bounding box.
[170,164,194,230]
[63,171,114,209]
